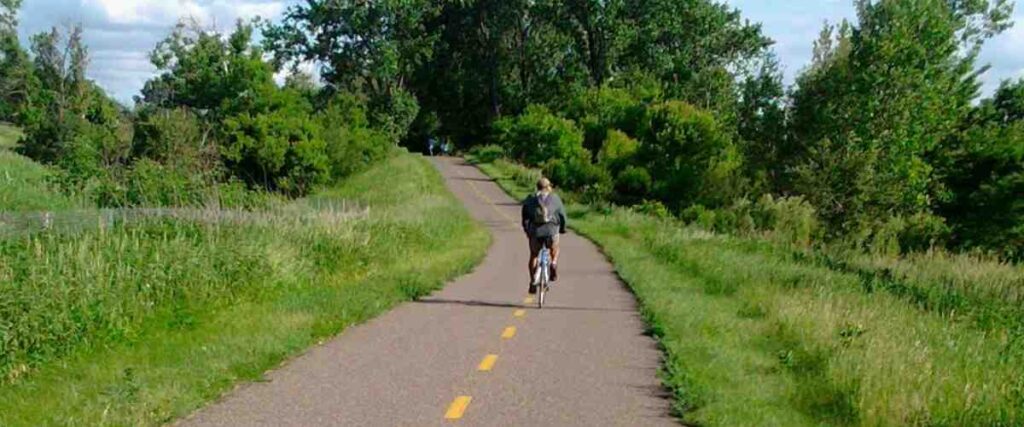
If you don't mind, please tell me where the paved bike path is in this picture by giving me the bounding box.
[179,157,674,426]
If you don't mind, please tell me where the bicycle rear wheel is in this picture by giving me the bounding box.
[538,264,548,308]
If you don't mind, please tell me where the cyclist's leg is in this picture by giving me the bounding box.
[528,236,542,285]
[547,235,559,281]
[550,235,560,262]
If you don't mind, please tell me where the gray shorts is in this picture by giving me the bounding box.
[529,234,559,255]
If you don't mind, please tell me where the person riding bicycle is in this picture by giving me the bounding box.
[521,177,566,294]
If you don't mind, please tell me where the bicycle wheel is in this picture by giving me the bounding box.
[537,268,546,308]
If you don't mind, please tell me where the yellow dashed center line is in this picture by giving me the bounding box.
[444,396,472,420]
[442,161,531,421]
[453,165,517,223]
[477,354,499,371]
[501,326,517,339]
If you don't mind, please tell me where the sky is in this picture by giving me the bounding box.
[14,0,1024,105]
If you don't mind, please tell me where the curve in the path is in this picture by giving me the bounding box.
[178,157,675,426]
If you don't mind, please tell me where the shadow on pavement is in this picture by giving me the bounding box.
[414,297,633,313]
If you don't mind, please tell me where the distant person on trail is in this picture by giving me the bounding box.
[427,137,437,156]
[521,177,567,294]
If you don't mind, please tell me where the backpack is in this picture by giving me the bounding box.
[530,193,553,225]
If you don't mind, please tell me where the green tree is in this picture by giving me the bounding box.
[620,0,770,116]
[939,79,1024,258]
[143,20,275,119]
[787,0,1012,235]
[0,0,34,122]
[736,53,785,192]
[637,101,741,210]
[264,0,436,141]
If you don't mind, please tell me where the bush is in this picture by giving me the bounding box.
[638,101,741,209]
[369,87,420,144]
[755,194,820,247]
[132,108,218,173]
[468,144,505,164]
[542,154,610,193]
[319,96,392,180]
[632,199,671,219]
[597,129,639,174]
[681,204,717,231]
[612,165,652,205]
[496,158,542,190]
[566,86,646,154]
[220,91,330,196]
[493,105,587,167]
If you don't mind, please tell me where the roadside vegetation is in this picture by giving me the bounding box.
[0,154,488,425]
[0,2,489,424]
[3,0,1024,424]
[473,156,1024,426]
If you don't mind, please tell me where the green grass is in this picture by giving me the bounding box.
[0,153,490,426]
[473,155,1024,426]
[0,123,21,149]
[0,124,80,212]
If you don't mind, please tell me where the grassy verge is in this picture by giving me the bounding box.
[472,155,1024,426]
[0,124,80,211]
[0,153,489,426]
[0,123,20,149]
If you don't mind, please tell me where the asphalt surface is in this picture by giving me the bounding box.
[178,156,675,426]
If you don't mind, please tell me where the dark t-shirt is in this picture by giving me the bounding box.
[521,192,566,238]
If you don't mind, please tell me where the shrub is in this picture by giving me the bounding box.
[597,130,639,174]
[899,213,951,252]
[755,194,820,247]
[496,158,543,190]
[612,165,652,205]
[369,87,420,143]
[638,101,741,209]
[542,154,609,192]
[681,204,717,231]
[319,96,392,180]
[493,105,587,167]
[633,199,671,219]
[566,86,646,154]
[132,108,218,173]
[468,144,505,164]
[220,93,330,195]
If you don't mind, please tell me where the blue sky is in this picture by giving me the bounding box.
[15,0,1024,104]
[726,0,1024,95]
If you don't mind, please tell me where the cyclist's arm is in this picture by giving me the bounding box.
[521,199,531,233]
[556,196,567,234]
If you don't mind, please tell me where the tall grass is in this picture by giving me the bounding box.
[0,123,20,149]
[474,155,1024,426]
[0,153,489,425]
[0,150,79,212]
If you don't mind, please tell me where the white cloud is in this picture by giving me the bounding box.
[16,0,297,104]
[13,0,1024,103]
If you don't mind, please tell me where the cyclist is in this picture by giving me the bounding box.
[521,177,566,294]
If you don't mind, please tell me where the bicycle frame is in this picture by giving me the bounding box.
[537,247,550,308]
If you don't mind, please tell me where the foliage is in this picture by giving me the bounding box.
[467,144,506,164]
[786,0,1013,236]
[638,101,741,210]
[318,94,393,179]
[0,154,489,425]
[938,78,1024,259]
[494,105,587,166]
[566,85,647,154]
[220,88,329,195]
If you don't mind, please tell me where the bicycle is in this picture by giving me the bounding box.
[534,246,551,308]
